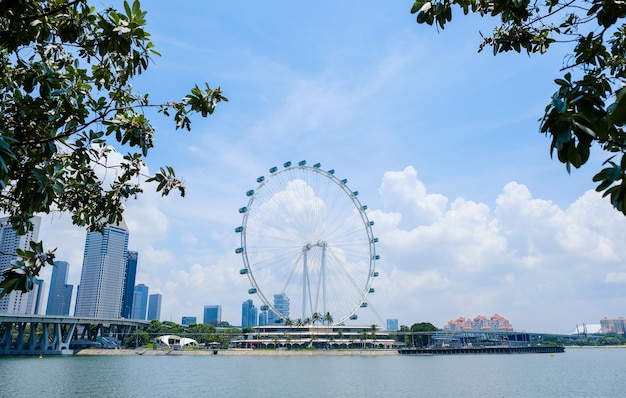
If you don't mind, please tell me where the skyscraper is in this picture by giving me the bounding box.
[181,316,197,326]
[147,293,162,321]
[74,222,129,318]
[23,278,44,315]
[0,216,41,314]
[46,260,73,316]
[203,305,222,326]
[241,299,257,328]
[268,293,289,324]
[386,319,399,331]
[131,283,149,320]
[121,251,138,318]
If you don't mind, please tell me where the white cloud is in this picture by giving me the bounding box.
[378,166,447,226]
[605,272,626,284]
[357,169,626,332]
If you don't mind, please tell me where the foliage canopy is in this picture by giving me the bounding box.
[411,1,626,214]
[0,0,226,296]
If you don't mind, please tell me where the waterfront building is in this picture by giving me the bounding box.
[147,293,162,321]
[121,251,138,318]
[444,314,514,332]
[182,316,197,325]
[46,261,74,316]
[600,317,626,334]
[233,324,396,350]
[131,283,149,320]
[241,299,257,328]
[203,305,222,326]
[74,222,129,318]
[386,319,399,331]
[0,216,41,314]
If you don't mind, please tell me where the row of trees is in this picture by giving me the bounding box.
[282,312,334,326]
[542,333,626,347]
[122,320,242,348]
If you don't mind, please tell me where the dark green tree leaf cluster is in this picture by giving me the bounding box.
[410,1,626,214]
[0,0,226,296]
[410,322,438,346]
[122,329,150,347]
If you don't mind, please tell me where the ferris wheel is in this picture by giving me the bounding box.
[235,161,379,325]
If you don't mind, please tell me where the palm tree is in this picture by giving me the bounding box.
[370,324,378,348]
[336,330,345,349]
[312,312,321,326]
[360,331,368,349]
[323,312,333,349]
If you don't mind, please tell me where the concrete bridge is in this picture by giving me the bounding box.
[0,315,149,355]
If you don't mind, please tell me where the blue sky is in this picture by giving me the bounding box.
[37,1,626,333]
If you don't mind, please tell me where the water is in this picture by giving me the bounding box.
[1,348,625,397]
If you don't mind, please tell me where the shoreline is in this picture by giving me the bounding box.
[73,345,626,356]
[75,348,399,356]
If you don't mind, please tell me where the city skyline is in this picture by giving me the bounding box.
[6,198,625,332]
[21,2,626,333]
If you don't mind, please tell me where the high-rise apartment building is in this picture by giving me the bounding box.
[600,317,626,334]
[121,251,138,318]
[203,305,222,326]
[147,293,162,321]
[74,222,129,318]
[0,216,41,314]
[46,260,73,316]
[241,299,257,328]
[132,283,149,320]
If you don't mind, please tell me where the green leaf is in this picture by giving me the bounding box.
[573,120,597,138]
[609,88,626,126]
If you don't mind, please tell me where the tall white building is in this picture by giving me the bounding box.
[0,216,42,314]
[74,221,129,318]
